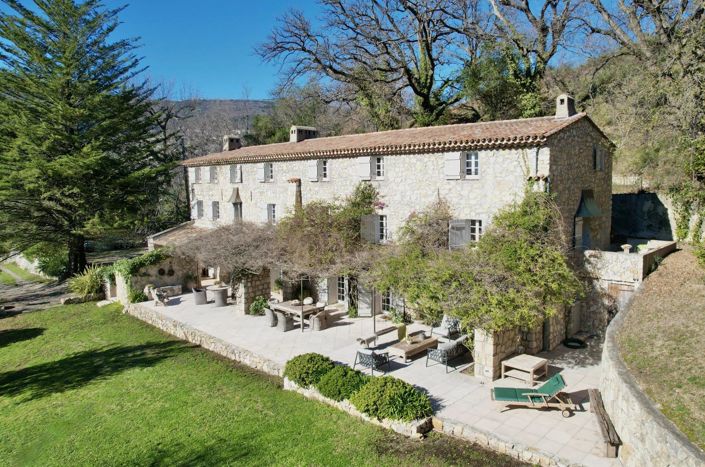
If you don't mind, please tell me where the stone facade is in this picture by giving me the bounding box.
[547,117,613,250]
[600,298,705,466]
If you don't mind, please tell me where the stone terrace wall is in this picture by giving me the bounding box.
[231,268,271,315]
[600,303,705,466]
[473,328,520,381]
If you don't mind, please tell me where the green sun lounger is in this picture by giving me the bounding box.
[491,373,576,417]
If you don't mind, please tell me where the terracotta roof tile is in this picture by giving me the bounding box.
[184,113,589,167]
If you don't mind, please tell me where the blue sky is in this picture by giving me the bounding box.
[104,1,322,100]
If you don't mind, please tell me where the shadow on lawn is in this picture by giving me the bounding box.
[0,327,44,347]
[0,341,188,401]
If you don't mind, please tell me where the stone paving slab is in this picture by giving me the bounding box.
[128,294,621,467]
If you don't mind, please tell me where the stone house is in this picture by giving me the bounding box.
[154,94,613,350]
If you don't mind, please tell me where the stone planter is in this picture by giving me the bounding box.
[211,287,228,307]
[192,288,207,305]
[283,378,432,439]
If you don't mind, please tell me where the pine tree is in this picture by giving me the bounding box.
[0,0,176,275]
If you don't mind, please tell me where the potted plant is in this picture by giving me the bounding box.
[388,307,411,341]
[192,286,207,305]
[183,271,198,291]
[248,295,268,316]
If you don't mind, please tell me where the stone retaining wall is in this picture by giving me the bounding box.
[432,417,567,466]
[473,328,520,381]
[126,303,283,376]
[283,378,432,439]
[600,302,705,466]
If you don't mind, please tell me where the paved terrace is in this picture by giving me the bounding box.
[130,293,619,467]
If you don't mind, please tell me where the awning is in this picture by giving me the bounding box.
[576,190,602,218]
[225,188,242,203]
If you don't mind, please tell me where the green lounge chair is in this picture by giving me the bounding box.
[491,373,576,417]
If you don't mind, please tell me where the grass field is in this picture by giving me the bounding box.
[0,303,522,466]
[619,247,705,450]
[2,262,49,283]
[0,269,16,286]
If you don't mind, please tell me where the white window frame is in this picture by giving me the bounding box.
[374,157,385,179]
[382,290,393,312]
[265,162,274,182]
[337,276,346,302]
[196,200,204,219]
[464,151,479,179]
[378,214,388,242]
[267,203,276,224]
[320,159,329,181]
[469,219,483,242]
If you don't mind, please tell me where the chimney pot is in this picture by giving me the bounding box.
[289,126,318,143]
[555,93,577,118]
[222,135,242,151]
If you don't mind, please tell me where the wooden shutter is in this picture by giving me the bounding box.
[256,163,265,182]
[449,219,471,249]
[444,152,461,180]
[360,214,378,243]
[357,157,372,180]
[307,160,319,182]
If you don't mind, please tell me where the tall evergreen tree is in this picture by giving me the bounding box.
[0,0,176,275]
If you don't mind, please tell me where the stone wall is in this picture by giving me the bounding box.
[189,147,547,242]
[548,118,613,250]
[520,310,567,354]
[473,328,520,381]
[113,256,198,305]
[600,300,705,466]
[231,268,271,315]
[126,302,283,376]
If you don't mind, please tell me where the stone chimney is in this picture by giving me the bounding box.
[222,134,242,151]
[555,94,577,118]
[289,126,318,143]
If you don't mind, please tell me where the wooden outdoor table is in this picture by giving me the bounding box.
[271,301,324,332]
[388,331,438,362]
[501,354,548,386]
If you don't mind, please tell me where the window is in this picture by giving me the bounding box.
[196,200,204,219]
[211,201,220,220]
[209,166,218,183]
[378,215,388,242]
[464,152,479,177]
[337,276,346,302]
[194,167,202,183]
[265,162,274,182]
[233,202,242,222]
[375,157,385,178]
[382,290,393,312]
[230,164,242,183]
[469,219,483,242]
[321,159,329,180]
[267,203,276,224]
[593,145,605,171]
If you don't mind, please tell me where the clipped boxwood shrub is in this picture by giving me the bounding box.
[316,365,369,401]
[350,376,432,422]
[283,353,335,388]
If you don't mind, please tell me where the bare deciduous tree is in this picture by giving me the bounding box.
[257,0,467,126]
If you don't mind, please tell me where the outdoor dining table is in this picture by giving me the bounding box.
[206,285,229,307]
[271,301,325,332]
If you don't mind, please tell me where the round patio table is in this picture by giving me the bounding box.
[208,286,229,307]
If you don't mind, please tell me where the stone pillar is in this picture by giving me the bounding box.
[473,328,521,381]
[232,268,271,315]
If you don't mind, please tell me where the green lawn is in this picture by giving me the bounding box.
[2,262,49,283]
[0,269,16,286]
[0,303,522,467]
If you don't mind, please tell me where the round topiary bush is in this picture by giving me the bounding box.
[283,353,335,388]
[350,376,432,422]
[316,365,369,401]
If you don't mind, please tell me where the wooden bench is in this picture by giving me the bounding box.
[357,326,397,348]
[588,388,621,458]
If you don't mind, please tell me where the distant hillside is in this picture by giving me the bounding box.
[168,99,274,158]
